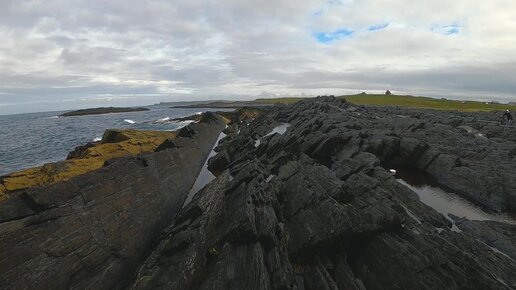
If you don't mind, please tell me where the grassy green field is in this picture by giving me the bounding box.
[342,94,515,112]
[253,94,515,112]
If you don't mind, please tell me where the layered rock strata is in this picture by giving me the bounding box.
[130,97,516,289]
[0,113,225,289]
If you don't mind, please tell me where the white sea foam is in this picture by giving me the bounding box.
[179,120,196,125]
[155,117,170,123]
[124,119,136,124]
[93,137,102,142]
[48,116,59,119]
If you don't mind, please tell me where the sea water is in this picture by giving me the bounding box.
[0,105,230,176]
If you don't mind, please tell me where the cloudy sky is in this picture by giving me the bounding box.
[1,0,516,114]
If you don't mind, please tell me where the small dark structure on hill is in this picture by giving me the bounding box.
[385,90,392,95]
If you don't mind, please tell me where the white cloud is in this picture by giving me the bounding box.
[0,0,515,114]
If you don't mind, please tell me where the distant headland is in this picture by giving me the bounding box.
[59,106,149,117]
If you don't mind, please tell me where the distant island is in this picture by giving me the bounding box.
[171,98,303,109]
[60,106,149,117]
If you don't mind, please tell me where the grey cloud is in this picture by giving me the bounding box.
[0,0,515,115]
[280,63,516,98]
[59,47,127,66]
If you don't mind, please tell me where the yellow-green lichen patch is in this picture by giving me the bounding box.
[0,129,176,201]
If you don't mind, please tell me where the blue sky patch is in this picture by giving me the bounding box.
[368,22,389,31]
[314,28,354,43]
[431,23,460,35]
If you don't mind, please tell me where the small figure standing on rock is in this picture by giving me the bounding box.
[502,109,513,124]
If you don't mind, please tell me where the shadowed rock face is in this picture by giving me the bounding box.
[0,113,226,290]
[129,97,516,289]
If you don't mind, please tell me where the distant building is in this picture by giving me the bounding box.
[385,90,392,95]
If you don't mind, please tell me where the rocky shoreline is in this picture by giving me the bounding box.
[0,129,177,200]
[127,96,516,289]
[59,107,149,117]
[1,98,515,289]
[0,113,226,289]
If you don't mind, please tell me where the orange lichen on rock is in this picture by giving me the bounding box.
[238,108,261,119]
[0,129,176,201]
[218,107,261,124]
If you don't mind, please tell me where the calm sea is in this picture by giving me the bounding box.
[0,105,228,176]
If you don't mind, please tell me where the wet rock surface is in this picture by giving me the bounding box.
[0,113,226,290]
[130,97,516,289]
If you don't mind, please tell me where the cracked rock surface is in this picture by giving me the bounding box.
[129,97,516,289]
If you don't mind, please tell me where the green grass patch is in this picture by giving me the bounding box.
[341,94,515,112]
[251,94,513,112]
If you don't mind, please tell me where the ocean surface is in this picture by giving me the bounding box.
[0,105,230,176]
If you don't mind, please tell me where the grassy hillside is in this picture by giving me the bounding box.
[176,94,513,112]
[342,94,515,112]
[253,94,515,112]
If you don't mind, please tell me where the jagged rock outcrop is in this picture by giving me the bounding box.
[129,97,516,289]
[2,98,516,289]
[0,113,226,290]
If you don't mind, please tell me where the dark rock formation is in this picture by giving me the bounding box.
[129,97,516,289]
[0,113,225,289]
[2,98,516,289]
[66,141,98,159]
[385,90,392,95]
[60,107,149,117]
[207,149,231,171]
[454,217,516,260]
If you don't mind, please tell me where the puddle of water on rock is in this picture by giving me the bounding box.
[398,179,491,222]
[254,123,290,148]
[183,131,227,207]
[396,169,515,226]
[265,123,291,137]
